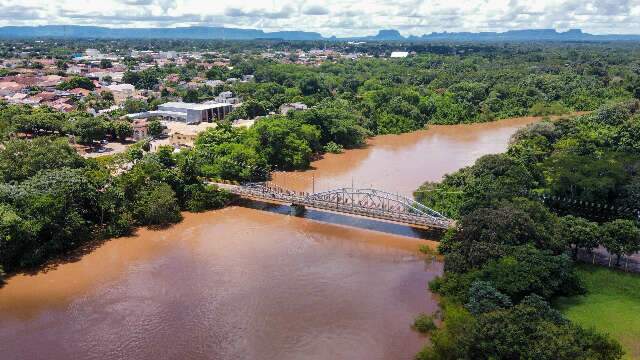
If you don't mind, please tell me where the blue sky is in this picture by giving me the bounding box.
[0,0,638,36]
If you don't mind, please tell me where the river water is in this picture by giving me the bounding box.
[0,117,537,360]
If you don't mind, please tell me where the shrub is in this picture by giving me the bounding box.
[413,313,437,334]
[185,184,232,212]
[323,141,344,154]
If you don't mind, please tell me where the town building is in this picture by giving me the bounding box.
[85,49,101,58]
[106,83,136,104]
[159,51,177,59]
[128,101,233,124]
[206,80,224,88]
[69,88,92,98]
[390,51,409,58]
[279,102,309,115]
[132,119,148,140]
[89,71,124,83]
[215,91,241,104]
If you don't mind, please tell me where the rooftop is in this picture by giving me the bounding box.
[158,101,232,111]
[107,83,135,91]
[390,51,409,58]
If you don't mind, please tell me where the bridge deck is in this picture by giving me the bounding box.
[213,182,453,230]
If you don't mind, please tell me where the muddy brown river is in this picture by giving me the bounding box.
[0,117,538,360]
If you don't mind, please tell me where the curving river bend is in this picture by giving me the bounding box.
[0,117,538,360]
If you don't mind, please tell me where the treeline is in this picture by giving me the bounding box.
[114,44,639,136]
[190,101,367,182]
[0,97,370,276]
[0,137,231,277]
[219,45,637,134]
[417,100,640,224]
[411,101,640,359]
[0,103,165,143]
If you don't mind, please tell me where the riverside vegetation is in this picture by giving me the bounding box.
[414,101,640,359]
[3,42,638,278]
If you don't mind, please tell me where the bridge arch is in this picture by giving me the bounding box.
[216,182,454,229]
[307,187,448,222]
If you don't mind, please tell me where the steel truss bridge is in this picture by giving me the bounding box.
[214,182,454,229]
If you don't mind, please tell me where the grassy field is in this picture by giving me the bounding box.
[555,265,640,359]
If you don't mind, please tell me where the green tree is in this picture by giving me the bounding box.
[147,119,164,138]
[99,59,113,69]
[292,99,368,148]
[112,120,133,142]
[55,59,67,70]
[467,295,623,360]
[465,280,512,315]
[57,76,95,91]
[200,142,269,182]
[100,91,115,102]
[132,182,182,226]
[183,184,231,212]
[601,219,640,266]
[479,246,584,302]
[0,137,85,183]
[557,215,600,259]
[71,115,108,144]
[182,89,200,103]
[0,203,36,272]
[205,66,225,80]
[248,116,320,170]
[15,168,100,267]
[123,98,148,114]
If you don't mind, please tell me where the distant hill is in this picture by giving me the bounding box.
[0,25,324,41]
[0,25,638,42]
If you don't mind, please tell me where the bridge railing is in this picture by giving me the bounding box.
[224,182,453,229]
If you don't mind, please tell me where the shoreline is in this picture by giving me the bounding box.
[1,113,580,283]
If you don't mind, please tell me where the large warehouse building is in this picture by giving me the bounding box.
[128,101,233,124]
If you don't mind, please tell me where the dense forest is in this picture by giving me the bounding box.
[213,44,638,134]
[413,101,640,359]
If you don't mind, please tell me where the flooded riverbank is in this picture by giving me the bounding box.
[0,116,539,360]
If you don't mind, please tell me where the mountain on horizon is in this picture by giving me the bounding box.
[0,25,638,42]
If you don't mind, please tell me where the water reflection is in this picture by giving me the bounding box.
[238,198,444,239]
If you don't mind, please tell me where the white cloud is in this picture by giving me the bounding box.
[0,0,639,36]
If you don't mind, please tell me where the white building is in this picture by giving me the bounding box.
[279,102,308,115]
[159,51,177,59]
[128,101,233,125]
[85,49,101,58]
[206,80,225,88]
[214,91,240,104]
[390,51,409,58]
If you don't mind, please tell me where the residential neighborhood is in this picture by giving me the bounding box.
[0,42,401,157]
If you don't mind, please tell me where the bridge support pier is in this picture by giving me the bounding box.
[290,203,306,217]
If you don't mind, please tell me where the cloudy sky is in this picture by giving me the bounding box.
[0,0,638,37]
